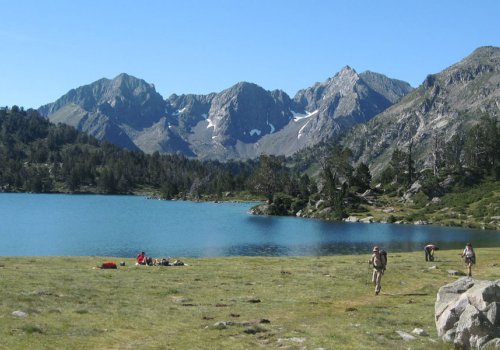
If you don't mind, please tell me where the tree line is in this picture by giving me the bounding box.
[1,106,498,221]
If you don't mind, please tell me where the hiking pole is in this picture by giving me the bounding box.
[367,262,371,285]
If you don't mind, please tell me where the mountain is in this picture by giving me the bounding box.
[39,73,168,152]
[343,46,500,176]
[39,69,412,160]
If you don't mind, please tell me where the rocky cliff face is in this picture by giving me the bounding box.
[289,66,413,146]
[343,46,500,176]
[39,73,168,151]
[38,67,412,160]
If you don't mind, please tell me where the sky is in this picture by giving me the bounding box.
[1,0,499,109]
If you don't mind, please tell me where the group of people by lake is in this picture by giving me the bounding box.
[136,251,185,266]
[368,242,476,296]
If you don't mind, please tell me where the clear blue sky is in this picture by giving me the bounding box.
[1,0,499,109]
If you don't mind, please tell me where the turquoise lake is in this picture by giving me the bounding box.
[0,193,499,257]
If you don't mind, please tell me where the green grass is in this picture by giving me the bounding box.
[1,249,500,349]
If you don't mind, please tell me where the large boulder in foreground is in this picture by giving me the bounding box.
[435,277,500,349]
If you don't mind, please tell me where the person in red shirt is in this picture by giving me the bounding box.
[136,251,146,265]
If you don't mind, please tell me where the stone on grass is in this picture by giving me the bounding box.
[396,330,415,341]
[447,270,466,276]
[412,327,429,336]
[12,310,28,318]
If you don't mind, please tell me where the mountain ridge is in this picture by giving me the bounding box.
[39,67,412,160]
[343,45,500,176]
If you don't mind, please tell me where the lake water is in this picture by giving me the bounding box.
[0,193,499,257]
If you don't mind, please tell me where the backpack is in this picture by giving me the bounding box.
[101,261,117,269]
[380,250,387,267]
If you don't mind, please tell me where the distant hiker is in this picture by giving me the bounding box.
[424,244,439,262]
[369,246,387,295]
[461,243,476,277]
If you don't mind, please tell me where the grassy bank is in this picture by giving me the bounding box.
[1,249,499,349]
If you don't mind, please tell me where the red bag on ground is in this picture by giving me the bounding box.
[101,261,117,269]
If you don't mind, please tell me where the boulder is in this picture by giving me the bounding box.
[435,278,500,349]
[431,197,442,204]
[359,216,374,223]
[482,338,500,349]
[414,220,428,225]
[344,216,359,223]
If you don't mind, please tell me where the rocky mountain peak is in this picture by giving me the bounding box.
[344,46,500,177]
[207,81,292,146]
[335,65,359,84]
[37,64,414,160]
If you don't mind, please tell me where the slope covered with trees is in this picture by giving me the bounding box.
[0,106,253,198]
[1,106,499,230]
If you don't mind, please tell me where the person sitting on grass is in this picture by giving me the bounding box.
[136,251,146,265]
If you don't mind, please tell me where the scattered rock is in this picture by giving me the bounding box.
[12,310,28,318]
[414,220,428,225]
[171,296,192,303]
[212,318,270,330]
[213,321,230,329]
[315,200,326,209]
[243,325,268,334]
[431,197,442,204]
[247,298,261,303]
[344,216,359,223]
[396,330,416,341]
[447,270,466,276]
[412,328,429,336]
[359,216,374,223]
[382,207,395,213]
[280,337,306,343]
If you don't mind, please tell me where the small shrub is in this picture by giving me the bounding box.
[412,192,429,209]
[22,325,45,334]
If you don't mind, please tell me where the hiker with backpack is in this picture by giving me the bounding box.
[461,242,476,277]
[369,246,387,295]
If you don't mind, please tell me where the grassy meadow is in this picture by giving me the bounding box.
[1,248,499,349]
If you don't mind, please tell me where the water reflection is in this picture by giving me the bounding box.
[223,243,291,256]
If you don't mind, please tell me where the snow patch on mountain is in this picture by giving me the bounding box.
[293,109,318,121]
[267,121,275,133]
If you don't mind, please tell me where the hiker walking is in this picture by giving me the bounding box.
[424,243,439,262]
[461,242,476,277]
[369,246,386,295]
